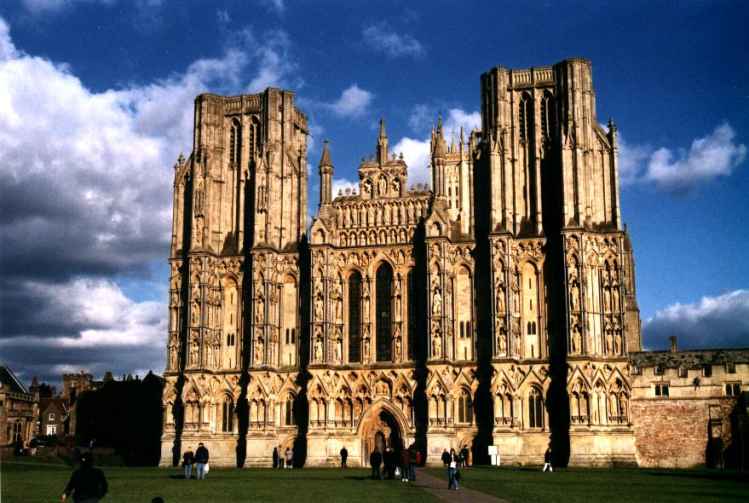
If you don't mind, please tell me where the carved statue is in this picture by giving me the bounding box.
[572,324,582,353]
[189,331,199,366]
[497,329,507,355]
[570,282,580,312]
[362,329,371,362]
[378,176,387,196]
[191,301,200,325]
[394,335,401,361]
[612,286,620,311]
[255,337,264,365]
[432,287,442,316]
[496,287,505,313]
[314,336,323,362]
[432,334,442,358]
[614,331,622,355]
[392,178,401,195]
[384,204,391,225]
[315,294,324,321]
[605,329,613,354]
[255,295,264,324]
[335,336,342,363]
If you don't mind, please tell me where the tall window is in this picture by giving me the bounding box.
[407,269,416,360]
[529,388,544,428]
[458,390,473,424]
[540,91,555,142]
[519,93,532,144]
[248,116,261,160]
[348,272,362,362]
[229,118,241,166]
[284,396,295,425]
[376,263,393,362]
[222,397,234,432]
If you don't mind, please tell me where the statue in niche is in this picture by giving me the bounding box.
[384,204,391,225]
[255,296,264,324]
[362,280,370,316]
[367,205,375,226]
[334,335,342,363]
[570,282,580,312]
[314,336,323,363]
[335,296,343,322]
[363,179,372,197]
[254,337,264,365]
[432,332,442,358]
[191,301,200,325]
[378,176,387,196]
[189,330,199,366]
[168,335,179,369]
[392,178,401,195]
[496,287,506,313]
[512,318,521,357]
[614,330,622,355]
[602,268,610,287]
[497,327,507,355]
[394,335,402,361]
[612,286,620,311]
[315,293,324,321]
[603,288,611,312]
[571,324,582,353]
[511,286,520,315]
[432,287,442,316]
[605,327,613,354]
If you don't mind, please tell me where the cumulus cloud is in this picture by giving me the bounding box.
[643,290,749,350]
[619,123,746,192]
[332,178,359,199]
[362,22,425,59]
[0,17,296,382]
[327,84,373,118]
[393,107,481,186]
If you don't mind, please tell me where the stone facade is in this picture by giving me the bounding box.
[161,59,651,468]
[0,366,36,449]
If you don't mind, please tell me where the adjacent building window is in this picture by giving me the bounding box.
[654,383,669,397]
[726,362,736,374]
[46,424,57,435]
[48,413,55,421]
[229,118,241,166]
[703,365,713,377]
[654,365,664,376]
[678,367,688,378]
[221,398,234,432]
[348,272,362,363]
[519,93,532,144]
[725,383,741,397]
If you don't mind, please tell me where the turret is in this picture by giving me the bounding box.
[319,140,333,206]
[431,116,448,198]
[376,118,388,164]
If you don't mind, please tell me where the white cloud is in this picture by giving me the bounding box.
[362,22,425,59]
[21,0,116,13]
[328,84,373,118]
[619,123,746,191]
[393,107,481,187]
[217,9,230,25]
[332,178,359,198]
[644,290,749,350]
[260,0,285,14]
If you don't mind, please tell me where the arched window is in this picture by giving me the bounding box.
[458,390,473,424]
[284,395,295,426]
[407,269,416,360]
[229,118,241,166]
[248,116,261,160]
[221,397,234,432]
[519,93,532,144]
[376,263,393,362]
[528,388,544,428]
[540,91,556,143]
[348,271,362,362]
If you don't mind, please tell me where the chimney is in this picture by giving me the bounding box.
[669,336,678,353]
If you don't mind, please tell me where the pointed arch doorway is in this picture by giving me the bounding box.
[360,406,404,466]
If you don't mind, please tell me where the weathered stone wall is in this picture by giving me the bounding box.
[631,397,735,468]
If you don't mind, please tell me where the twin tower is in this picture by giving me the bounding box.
[162,59,641,468]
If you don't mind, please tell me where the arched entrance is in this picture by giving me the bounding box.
[360,406,404,466]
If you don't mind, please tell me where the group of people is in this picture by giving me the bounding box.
[272,446,295,468]
[368,445,419,482]
[182,443,210,480]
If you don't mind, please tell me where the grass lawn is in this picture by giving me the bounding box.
[428,466,749,503]
[1,461,438,503]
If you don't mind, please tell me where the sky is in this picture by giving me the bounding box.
[0,0,748,385]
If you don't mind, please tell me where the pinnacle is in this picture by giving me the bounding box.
[319,140,332,167]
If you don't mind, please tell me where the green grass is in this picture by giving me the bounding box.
[1,462,437,503]
[428,466,749,503]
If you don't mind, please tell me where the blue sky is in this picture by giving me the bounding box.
[0,0,747,383]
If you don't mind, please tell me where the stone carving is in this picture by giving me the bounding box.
[432,287,442,315]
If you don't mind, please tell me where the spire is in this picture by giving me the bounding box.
[377,118,389,164]
[319,140,332,168]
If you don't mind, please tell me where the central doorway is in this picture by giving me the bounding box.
[361,407,403,465]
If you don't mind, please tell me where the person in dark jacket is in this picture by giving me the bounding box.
[273,447,279,468]
[408,445,417,481]
[460,446,470,467]
[182,448,195,479]
[369,449,382,480]
[383,448,394,479]
[441,449,450,466]
[340,446,348,468]
[543,446,553,472]
[447,448,459,490]
[399,448,410,482]
[61,452,108,502]
[195,443,210,479]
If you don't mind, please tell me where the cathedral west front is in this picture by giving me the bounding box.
[161,58,646,467]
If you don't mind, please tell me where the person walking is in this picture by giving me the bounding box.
[369,449,382,480]
[400,448,410,482]
[182,447,195,480]
[441,449,450,467]
[447,448,459,490]
[61,452,108,502]
[408,445,417,482]
[285,447,294,469]
[542,446,553,472]
[273,446,279,469]
[195,443,210,480]
[340,446,348,468]
[460,446,470,467]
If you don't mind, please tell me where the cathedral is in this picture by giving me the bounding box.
[161,58,645,467]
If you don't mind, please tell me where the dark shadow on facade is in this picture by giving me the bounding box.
[411,221,429,462]
[471,140,494,465]
[293,234,312,467]
[540,141,571,468]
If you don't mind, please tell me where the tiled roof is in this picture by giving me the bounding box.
[0,366,30,395]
